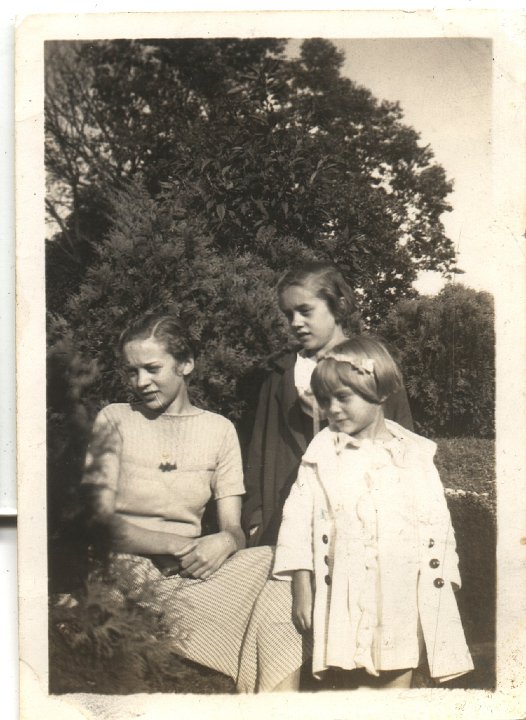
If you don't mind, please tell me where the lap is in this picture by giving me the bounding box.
[104,547,275,681]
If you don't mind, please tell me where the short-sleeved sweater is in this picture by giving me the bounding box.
[82,403,244,538]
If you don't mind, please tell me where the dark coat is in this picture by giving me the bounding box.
[242,351,414,546]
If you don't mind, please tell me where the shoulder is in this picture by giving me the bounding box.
[385,420,437,460]
[95,402,132,424]
[265,349,298,374]
[302,427,336,464]
[248,351,298,400]
[197,409,238,437]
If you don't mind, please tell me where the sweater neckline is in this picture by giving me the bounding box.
[130,402,205,419]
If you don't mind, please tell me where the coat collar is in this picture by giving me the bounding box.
[270,350,309,455]
[301,422,437,512]
[269,349,300,372]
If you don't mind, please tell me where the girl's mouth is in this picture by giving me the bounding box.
[142,392,158,401]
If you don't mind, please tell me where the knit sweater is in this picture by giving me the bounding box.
[82,403,244,537]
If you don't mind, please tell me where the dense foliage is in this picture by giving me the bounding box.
[44,38,493,597]
[45,38,457,324]
[379,284,495,437]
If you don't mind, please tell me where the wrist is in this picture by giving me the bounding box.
[219,530,237,556]
[292,569,312,593]
[167,535,190,555]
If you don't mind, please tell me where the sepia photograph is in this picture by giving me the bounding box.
[15,7,526,719]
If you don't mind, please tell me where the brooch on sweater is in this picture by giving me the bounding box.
[159,454,177,472]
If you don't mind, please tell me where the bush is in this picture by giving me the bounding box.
[379,284,495,438]
[47,322,102,593]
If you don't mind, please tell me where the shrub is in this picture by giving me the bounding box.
[379,284,495,438]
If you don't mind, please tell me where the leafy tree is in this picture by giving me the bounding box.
[45,38,464,592]
[379,284,495,437]
[45,38,457,323]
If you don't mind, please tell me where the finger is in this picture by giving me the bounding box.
[292,617,304,633]
[189,566,212,580]
[173,542,198,558]
[179,552,198,569]
[199,564,219,580]
[183,559,209,576]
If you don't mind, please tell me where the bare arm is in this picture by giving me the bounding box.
[177,495,245,580]
[292,570,313,632]
[89,486,196,556]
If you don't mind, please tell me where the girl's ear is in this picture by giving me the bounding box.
[180,358,195,377]
[336,296,346,319]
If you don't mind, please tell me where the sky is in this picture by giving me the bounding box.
[292,37,494,295]
[338,38,494,295]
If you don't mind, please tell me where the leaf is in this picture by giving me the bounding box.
[216,204,226,221]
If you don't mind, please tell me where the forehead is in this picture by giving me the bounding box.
[123,336,171,365]
[314,361,358,394]
[279,282,322,308]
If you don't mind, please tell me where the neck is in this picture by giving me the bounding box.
[164,390,194,415]
[353,409,391,442]
[312,327,348,359]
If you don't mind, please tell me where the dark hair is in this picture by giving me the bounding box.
[118,313,194,363]
[276,261,361,333]
[311,335,402,405]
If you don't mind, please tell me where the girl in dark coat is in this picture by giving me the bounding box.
[242,262,413,546]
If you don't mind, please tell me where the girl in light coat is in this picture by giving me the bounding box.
[273,336,473,688]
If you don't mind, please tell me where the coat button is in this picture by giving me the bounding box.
[428,538,435,548]
[429,558,440,569]
[324,555,330,565]
[434,577,444,588]
[325,574,331,585]
[322,534,329,544]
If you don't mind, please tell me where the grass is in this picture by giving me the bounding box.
[434,437,495,499]
[49,437,496,695]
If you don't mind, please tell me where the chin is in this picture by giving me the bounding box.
[143,398,165,410]
[334,422,357,435]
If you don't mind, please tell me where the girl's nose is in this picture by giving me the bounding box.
[290,311,303,328]
[136,369,150,388]
[328,397,340,414]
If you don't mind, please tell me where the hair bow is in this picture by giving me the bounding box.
[321,353,375,375]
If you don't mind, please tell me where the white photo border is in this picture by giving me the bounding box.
[16,8,526,720]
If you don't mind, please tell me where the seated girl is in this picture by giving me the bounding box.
[82,311,306,692]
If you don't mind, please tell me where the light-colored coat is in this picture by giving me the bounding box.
[273,420,473,682]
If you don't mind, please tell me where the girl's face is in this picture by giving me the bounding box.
[279,283,346,357]
[320,382,383,440]
[123,337,193,414]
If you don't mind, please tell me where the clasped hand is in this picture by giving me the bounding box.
[174,533,232,580]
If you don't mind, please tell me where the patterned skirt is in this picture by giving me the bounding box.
[107,546,312,692]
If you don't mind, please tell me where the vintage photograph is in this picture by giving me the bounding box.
[15,9,526,720]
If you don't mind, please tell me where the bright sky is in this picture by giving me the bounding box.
[336,38,494,295]
[290,37,494,295]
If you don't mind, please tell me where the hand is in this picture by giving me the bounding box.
[292,570,313,633]
[175,533,233,580]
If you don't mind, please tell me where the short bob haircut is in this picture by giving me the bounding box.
[118,312,194,364]
[276,261,362,334]
[311,336,402,406]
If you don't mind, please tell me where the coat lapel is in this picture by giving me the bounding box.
[302,429,347,513]
[273,354,309,456]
